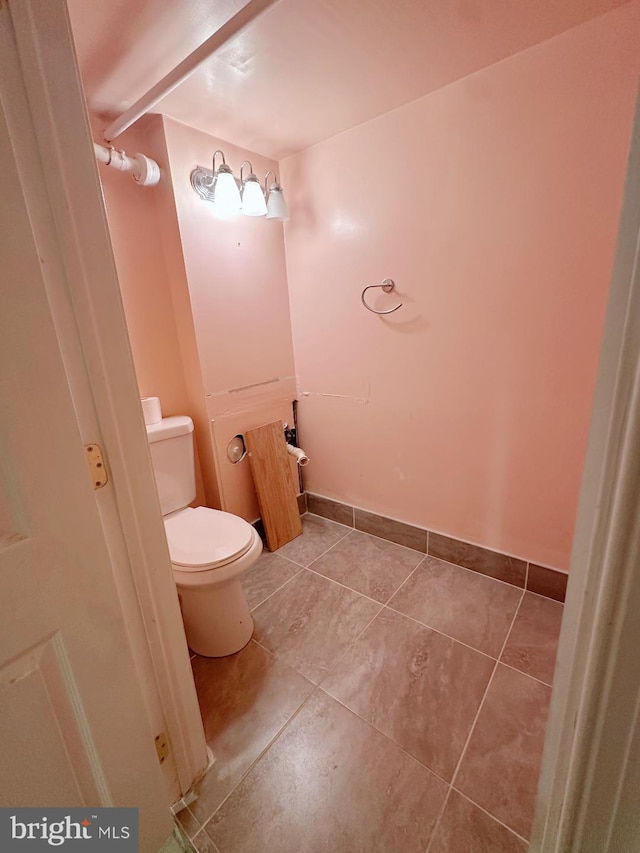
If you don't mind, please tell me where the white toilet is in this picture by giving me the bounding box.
[146,415,262,657]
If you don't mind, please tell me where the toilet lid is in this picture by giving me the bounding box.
[164,507,255,570]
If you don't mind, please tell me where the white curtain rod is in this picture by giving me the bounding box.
[93,143,160,186]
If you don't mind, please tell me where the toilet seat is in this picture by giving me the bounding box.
[164,506,255,571]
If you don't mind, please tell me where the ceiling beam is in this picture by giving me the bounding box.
[102,0,282,142]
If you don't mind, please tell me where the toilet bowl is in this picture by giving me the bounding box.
[165,506,262,657]
[146,415,262,657]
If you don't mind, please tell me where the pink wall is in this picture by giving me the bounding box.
[95,117,188,416]
[161,119,296,416]
[95,115,207,506]
[97,115,297,517]
[153,117,297,520]
[281,3,640,570]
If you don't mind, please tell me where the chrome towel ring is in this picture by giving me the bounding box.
[361,278,402,315]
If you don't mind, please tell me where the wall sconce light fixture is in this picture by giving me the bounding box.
[210,149,241,215]
[264,170,289,221]
[240,161,268,216]
[190,152,289,221]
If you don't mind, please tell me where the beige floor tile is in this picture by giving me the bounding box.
[241,551,300,610]
[389,556,522,656]
[322,608,494,780]
[274,513,350,566]
[189,641,313,823]
[454,663,551,839]
[192,829,220,852]
[205,691,447,853]
[252,569,381,684]
[173,805,200,841]
[188,525,562,850]
[311,529,423,602]
[501,592,563,684]
[430,790,528,852]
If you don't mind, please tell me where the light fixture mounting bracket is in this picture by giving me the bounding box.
[190,166,216,201]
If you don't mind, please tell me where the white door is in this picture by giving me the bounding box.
[0,5,173,849]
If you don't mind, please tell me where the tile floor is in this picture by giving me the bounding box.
[178,514,564,853]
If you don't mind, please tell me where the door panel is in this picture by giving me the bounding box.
[0,3,173,844]
[0,636,103,807]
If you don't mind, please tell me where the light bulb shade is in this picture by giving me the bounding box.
[241,176,267,216]
[213,166,241,214]
[266,185,289,221]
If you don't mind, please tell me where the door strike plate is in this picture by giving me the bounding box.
[85,444,108,490]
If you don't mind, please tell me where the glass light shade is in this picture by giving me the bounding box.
[241,176,267,216]
[213,166,241,214]
[266,186,289,221]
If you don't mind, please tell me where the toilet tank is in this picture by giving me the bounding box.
[145,416,196,515]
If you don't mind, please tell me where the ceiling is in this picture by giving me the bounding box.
[68,0,629,160]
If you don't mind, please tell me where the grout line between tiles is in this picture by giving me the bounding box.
[426,673,498,846]
[425,552,527,592]
[274,524,353,569]
[382,556,431,609]
[248,565,304,613]
[174,805,201,842]
[200,683,318,836]
[496,659,554,689]
[316,685,451,789]
[199,834,221,853]
[262,552,304,571]
[351,525,427,555]
[307,501,356,531]
[192,827,221,853]
[304,511,355,533]
[450,786,531,845]
[448,586,526,792]
[424,785,453,853]
[500,588,526,653]
[303,561,417,610]
[278,552,311,569]
[383,603,498,663]
[250,634,274,657]
[185,807,201,840]
[523,587,565,606]
[304,567,382,606]
[426,530,533,572]
[379,554,428,607]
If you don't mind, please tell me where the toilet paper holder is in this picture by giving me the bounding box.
[361,278,403,315]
